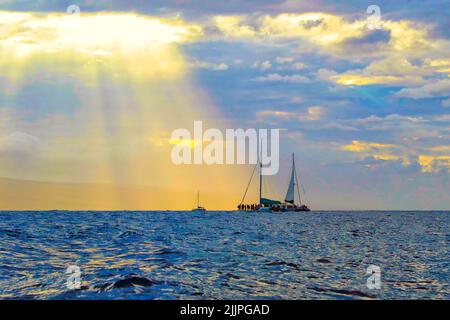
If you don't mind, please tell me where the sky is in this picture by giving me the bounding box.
[0,0,449,210]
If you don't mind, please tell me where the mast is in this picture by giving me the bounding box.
[259,141,262,205]
[197,190,200,208]
[293,153,302,205]
[292,153,297,205]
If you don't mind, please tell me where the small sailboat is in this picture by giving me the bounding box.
[237,152,310,212]
[191,190,206,213]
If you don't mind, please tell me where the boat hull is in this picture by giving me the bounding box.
[237,205,311,213]
[292,207,311,212]
[290,206,311,212]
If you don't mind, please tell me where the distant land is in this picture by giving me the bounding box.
[0,177,234,211]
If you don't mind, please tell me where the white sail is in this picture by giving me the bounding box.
[285,154,296,204]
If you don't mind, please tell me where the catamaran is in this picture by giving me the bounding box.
[192,190,206,213]
[238,153,310,212]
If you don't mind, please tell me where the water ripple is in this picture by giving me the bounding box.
[0,211,448,299]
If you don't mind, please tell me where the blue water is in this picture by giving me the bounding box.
[0,211,448,300]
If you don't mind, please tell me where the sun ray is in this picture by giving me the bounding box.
[0,11,247,210]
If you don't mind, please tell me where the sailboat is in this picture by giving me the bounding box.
[283,153,311,212]
[237,153,310,212]
[191,190,206,213]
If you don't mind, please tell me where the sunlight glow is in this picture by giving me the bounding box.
[0,11,246,210]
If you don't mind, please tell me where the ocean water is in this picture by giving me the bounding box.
[0,211,448,300]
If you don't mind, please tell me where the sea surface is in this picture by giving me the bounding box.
[0,211,448,300]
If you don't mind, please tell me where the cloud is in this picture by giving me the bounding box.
[306,106,325,121]
[316,68,338,81]
[0,10,205,83]
[256,106,325,122]
[189,59,229,71]
[340,140,412,166]
[213,15,256,38]
[252,60,272,71]
[418,155,450,173]
[395,79,450,99]
[258,13,364,45]
[341,140,397,153]
[316,57,429,86]
[275,56,294,64]
[0,132,42,156]
[365,57,431,78]
[0,11,203,56]
[209,11,450,102]
[254,73,310,83]
[271,58,306,71]
[343,29,391,46]
[211,12,447,60]
[257,110,294,119]
[292,62,306,70]
[429,146,450,152]
[426,59,450,74]
[333,74,405,86]
[353,114,425,125]
[341,139,450,172]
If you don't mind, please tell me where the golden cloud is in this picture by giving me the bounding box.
[319,56,434,86]
[0,11,204,83]
[212,13,448,88]
[373,154,401,161]
[342,141,450,172]
[213,15,256,37]
[341,140,411,166]
[257,110,294,119]
[426,59,450,74]
[429,145,450,152]
[257,106,326,122]
[418,155,450,173]
[341,140,397,153]
[259,13,365,46]
[212,13,442,57]
[0,11,202,55]
[332,75,406,86]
